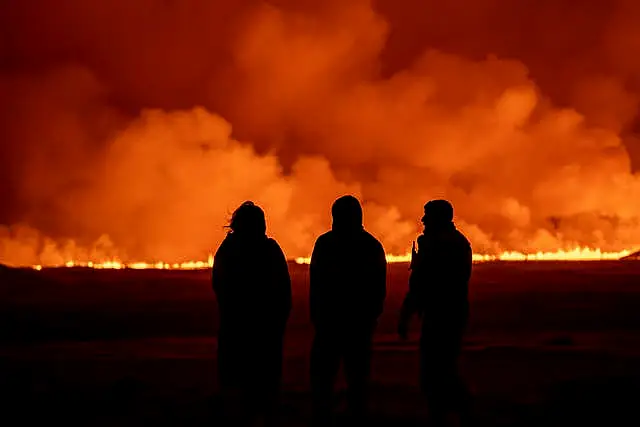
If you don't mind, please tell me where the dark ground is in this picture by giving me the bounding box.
[1,261,640,426]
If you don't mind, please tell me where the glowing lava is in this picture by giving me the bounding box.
[32,255,215,271]
[296,247,633,265]
[29,247,633,270]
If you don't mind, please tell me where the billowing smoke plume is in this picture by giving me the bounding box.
[2,0,640,265]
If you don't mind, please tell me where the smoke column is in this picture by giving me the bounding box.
[2,0,640,265]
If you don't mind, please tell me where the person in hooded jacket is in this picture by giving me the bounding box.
[309,195,387,425]
[212,201,292,426]
[398,199,473,426]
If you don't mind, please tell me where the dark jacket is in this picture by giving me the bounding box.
[310,229,387,330]
[401,224,472,327]
[212,233,292,338]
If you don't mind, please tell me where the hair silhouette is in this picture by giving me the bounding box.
[227,201,267,236]
[212,201,291,426]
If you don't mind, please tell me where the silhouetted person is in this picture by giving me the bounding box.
[309,195,387,425]
[212,201,292,426]
[398,199,473,426]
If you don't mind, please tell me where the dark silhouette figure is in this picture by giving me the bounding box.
[309,195,387,425]
[398,199,473,426]
[211,201,292,426]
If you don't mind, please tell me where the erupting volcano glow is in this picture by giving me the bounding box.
[296,247,634,265]
[27,247,636,270]
[3,2,640,271]
[32,256,215,271]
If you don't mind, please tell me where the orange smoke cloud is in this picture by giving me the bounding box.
[1,0,640,266]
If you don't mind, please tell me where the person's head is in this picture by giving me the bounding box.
[421,199,454,230]
[331,195,363,232]
[228,201,266,236]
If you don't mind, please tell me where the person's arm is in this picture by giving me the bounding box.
[309,237,325,326]
[455,240,473,306]
[371,242,387,321]
[211,240,227,295]
[211,239,230,317]
[398,237,424,338]
[398,271,418,339]
[271,240,292,329]
[462,242,473,284]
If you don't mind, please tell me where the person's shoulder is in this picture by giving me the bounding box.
[362,230,385,251]
[310,232,333,259]
[266,236,283,251]
[315,231,333,245]
[454,228,471,246]
[417,233,436,252]
[214,234,232,257]
[452,229,472,253]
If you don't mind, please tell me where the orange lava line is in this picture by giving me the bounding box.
[28,247,636,270]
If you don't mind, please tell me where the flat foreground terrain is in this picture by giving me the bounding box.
[1,261,640,426]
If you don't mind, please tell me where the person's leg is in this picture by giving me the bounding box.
[448,336,473,427]
[421,363,447,426]
[421,327,472,426]
[218,334,257,426]
[422,360,451,426]
[217,339,239,425]
[420,327,452,425]
[432,324,472,423]
[260,337,285,427]
[219,376,253,425]
[455,377,474,427]
[310,329,341,426]
[343,329,373,421]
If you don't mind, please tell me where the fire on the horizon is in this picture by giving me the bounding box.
[3,2,640,271]
[28,247,635,271]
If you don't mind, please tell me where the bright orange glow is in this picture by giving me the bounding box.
[296,247,634,265]
[25,247,635,270]
[29,255,215,270]
[478,247,633,262]
[5,2,640,277]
